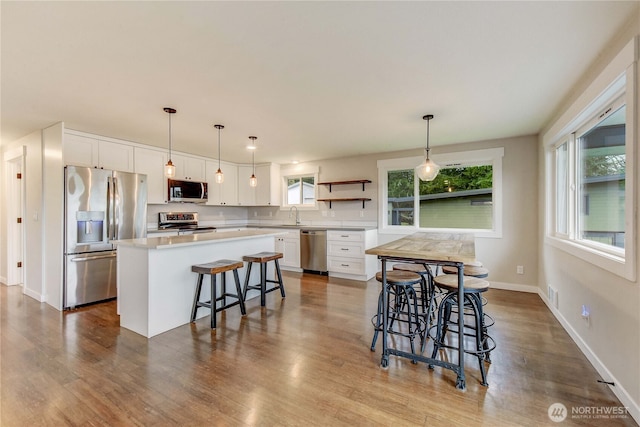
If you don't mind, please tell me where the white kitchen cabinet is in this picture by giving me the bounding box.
[274,229,300,270]
[64,132,134,172]
[326,229,377,281]
[237,165,255,205]
[237,163,280,206]
[134,147,168,204]
[255,163,281,206]
[171,153,206,181]
[205,160,238,205]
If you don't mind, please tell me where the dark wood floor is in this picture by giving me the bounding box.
[1,272,636,426]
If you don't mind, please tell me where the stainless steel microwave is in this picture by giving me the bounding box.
[167,179,208,203]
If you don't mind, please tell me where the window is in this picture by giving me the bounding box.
[379,148,504,237]
[545,38,636,281]
[552,98,627,252]
[286,176,316,205]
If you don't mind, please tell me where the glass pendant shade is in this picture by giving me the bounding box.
[164,107,177,178]
[416,114,440,181]
[164,159,176,178]
[215,168,224,184]
[415,157,440,181]
[249,174,258,187]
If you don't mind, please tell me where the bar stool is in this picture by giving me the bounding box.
[191,259,247,329]
[370,270,426,358]
[429,274,495,386]
[242,252,285,306]
[441,263,494,328]
[392,263,437,323]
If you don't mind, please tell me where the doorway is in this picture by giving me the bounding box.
[4,149,25,288]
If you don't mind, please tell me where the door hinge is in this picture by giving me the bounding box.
[17,262,22,268]
[17,217,22,223]
[16,173,22,179]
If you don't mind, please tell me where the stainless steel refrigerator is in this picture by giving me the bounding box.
[63,166,147,309]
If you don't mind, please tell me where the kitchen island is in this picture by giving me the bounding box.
[114,229,284,338]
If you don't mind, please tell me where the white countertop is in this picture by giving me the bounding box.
[114,229,284,250]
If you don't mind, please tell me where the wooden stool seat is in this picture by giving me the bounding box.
[192,259,244,275]
[442,265,489,278]
[242,252,283,264]
[434,274,490,292]
[375,270,422,285]
[191,259,246,329]
[242,252,286,307]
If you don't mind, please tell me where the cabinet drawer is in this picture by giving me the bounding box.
[328,241,364,258]
[327,230,363,242]
[327,257,364,274]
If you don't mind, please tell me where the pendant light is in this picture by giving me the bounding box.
[214,124,224,184]
[415,114,440,181]
[163,107,177,178]
[248,136,258,187]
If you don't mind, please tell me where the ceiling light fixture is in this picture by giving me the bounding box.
[415,114,440,181]
[248,136,258,187]
[214,124,224,184]
[163,107,177,178]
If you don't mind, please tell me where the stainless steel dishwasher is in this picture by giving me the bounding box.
[300,229,327,274]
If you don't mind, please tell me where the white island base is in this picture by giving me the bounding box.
[115,230,282,338]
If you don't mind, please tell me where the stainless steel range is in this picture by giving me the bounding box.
[158,212,217,235]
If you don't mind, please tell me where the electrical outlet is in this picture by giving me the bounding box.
[269,211,273,217]
[330,211,336,217]
[547,285,558,308]
[360,210,364,218]
[516,265,524,275]
[253,211,257,217]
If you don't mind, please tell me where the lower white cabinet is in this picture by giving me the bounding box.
[327,229,377,280]
[272,229,300,270]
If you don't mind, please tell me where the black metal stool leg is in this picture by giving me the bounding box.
[274,259,286,298]
[233,269,247,315]
[260,262,267,306]
[242,261,253,301]
[210,274,217,329]
[191,273,204,322]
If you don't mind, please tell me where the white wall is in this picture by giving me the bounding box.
[1,130,45,301]
[256,134,540,292]
[538,13,640,420]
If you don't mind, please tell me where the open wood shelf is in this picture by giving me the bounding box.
[317,198,372,209]
[318,179,371,192]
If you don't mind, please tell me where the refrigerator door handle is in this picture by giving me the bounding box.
[70,253,117,262]
[106,176,113,240]
[112,177,119,239]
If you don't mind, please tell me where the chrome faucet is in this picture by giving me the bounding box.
[289,206,300,225]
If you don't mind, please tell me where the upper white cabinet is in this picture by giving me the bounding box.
[255,163,281,206]
[64,133,134,172]
[237,165,255,205]
[134,147,168,204]
[205,160,238,205]
[237,163,281,206]
[171,153,206,181]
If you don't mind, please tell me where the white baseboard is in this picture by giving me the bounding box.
[537,289,640,425]
[490,281,539,293]
[23,286,45,302]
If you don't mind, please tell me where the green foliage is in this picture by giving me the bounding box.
[387,170,414,198]
[419,165,493,195]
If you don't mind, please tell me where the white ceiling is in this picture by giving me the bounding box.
[1,1,637,165]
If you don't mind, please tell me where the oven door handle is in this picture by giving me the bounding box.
[70,253,117,262]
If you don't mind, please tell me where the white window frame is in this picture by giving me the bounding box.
[544,37,636,281]
[377,147,504,238]
[280,164,319,210]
